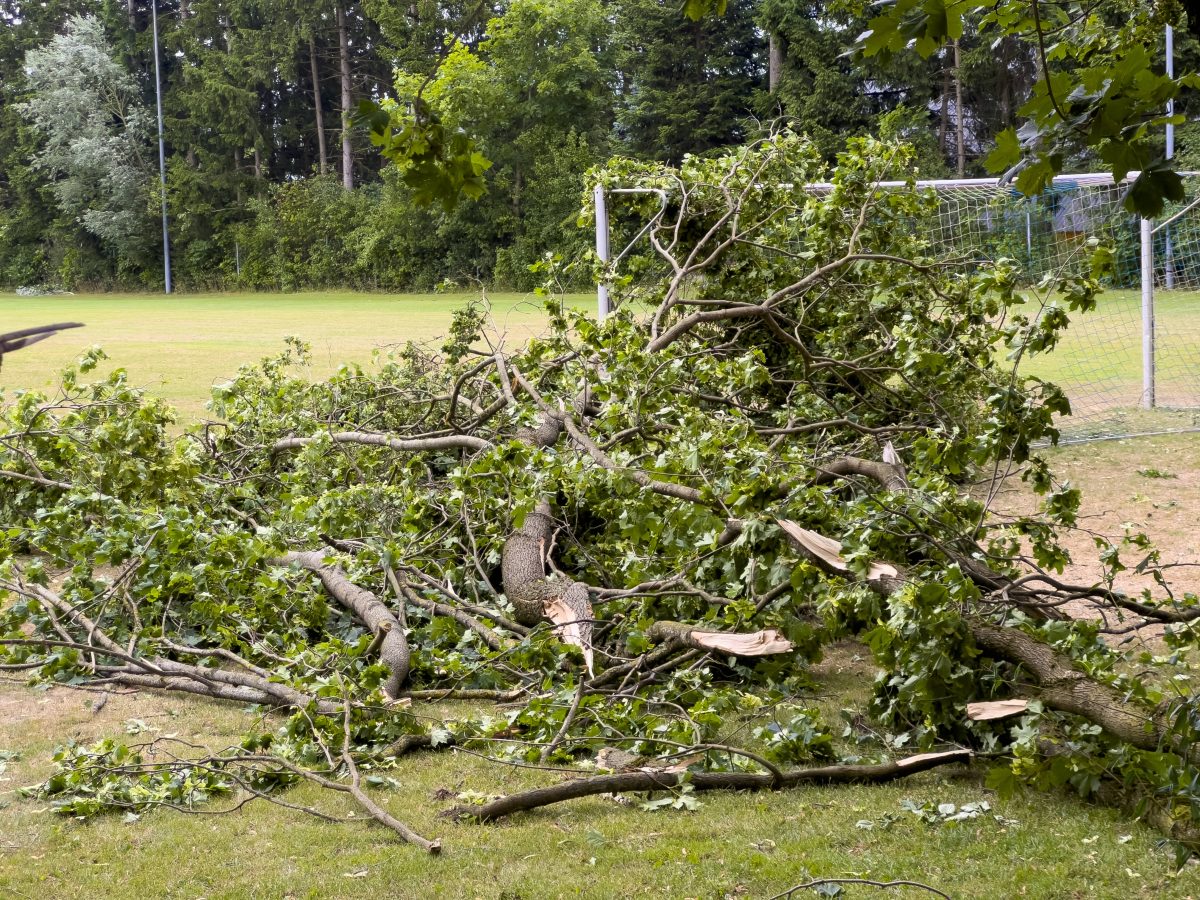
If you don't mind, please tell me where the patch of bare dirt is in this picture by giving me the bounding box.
[988,432,1200,644]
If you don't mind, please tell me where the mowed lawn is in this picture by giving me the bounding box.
[0,291,589,420]
[1019,288,1200,428]
[5,287,1199,431]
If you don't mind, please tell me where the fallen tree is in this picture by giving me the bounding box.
[3,132,1200,860]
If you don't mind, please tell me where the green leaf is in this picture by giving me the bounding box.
[984,128,1021,175]
[1124,164,1185,218]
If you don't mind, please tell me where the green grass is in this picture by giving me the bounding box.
[1019,289,1200,434]
[6,286,1198,433]
[0,291,587,421]
[3,658,1199,899]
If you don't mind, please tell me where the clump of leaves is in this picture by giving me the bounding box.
[25,740,234,818]
[1137,467,1177,479]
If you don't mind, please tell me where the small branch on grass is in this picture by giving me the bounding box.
[444,750,971,822]
[336,687,441,854]
[765,877,953,900]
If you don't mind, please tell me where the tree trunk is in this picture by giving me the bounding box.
[768,34,785,94]
[954,39,965,177]
[998,39,1012,126]
[337,2,354,191]
[939,53,950,156]
[310,35,328,176]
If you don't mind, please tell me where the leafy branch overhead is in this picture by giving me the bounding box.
[855,0,1198,215]
[4,134,1200,862]
[355,98,491,212]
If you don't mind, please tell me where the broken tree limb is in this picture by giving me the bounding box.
[500,501,595,671]
[444,749,972,822]
[271,431,491,455]
[0,322,84,359]
[275,551,410,699]
[366,620,393,656]
[970,623,1199,764]
[777,520,904,591]
[646,621,794,657]
[813,455,907,492]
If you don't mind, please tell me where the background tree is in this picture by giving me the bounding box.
[19,15,153,270]
[615,0,764,162]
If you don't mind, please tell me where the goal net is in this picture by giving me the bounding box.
[597,174,1200,442]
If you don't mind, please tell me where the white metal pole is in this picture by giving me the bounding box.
[1167,25,1176,159]
[1141,216,1155,409]
[151,0,172,294]
[594,184,610,318]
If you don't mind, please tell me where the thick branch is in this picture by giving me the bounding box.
[445,750,971,822]
[646,621,793,657]
[813,457,907,492]
[272,431,490,455]
[275,551,410,699]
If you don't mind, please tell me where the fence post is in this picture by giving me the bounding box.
[1140,216,1156,409]
[594,184,611,319]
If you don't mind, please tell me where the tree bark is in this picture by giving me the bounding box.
[309,35,328,176]
[954,38,966,176]
[768,34,785,94]
[336,2,354,191]
[971,624,1198,764]
[501,501,594,670]
[445,750,972,822]
[276,551,410,698]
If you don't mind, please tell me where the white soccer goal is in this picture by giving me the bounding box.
[594,174,1200,441]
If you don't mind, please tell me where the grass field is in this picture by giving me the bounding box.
[3,291,1200,897]
[4,287,1200,432]
[1018,288,1200,436]
[0,291,586,421]
[4,648,1199,899]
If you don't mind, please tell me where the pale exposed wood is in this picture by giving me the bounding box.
[966,699,1030,721]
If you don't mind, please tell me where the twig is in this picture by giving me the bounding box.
[765,877,953,900]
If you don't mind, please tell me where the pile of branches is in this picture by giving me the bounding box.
[3,133,1200,857]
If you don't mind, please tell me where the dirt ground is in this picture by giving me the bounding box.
[988,431,1200,642]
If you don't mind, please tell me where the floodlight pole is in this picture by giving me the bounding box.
[1164,24,1176,289]
[594,184,610,319]
[151,0,172,294]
